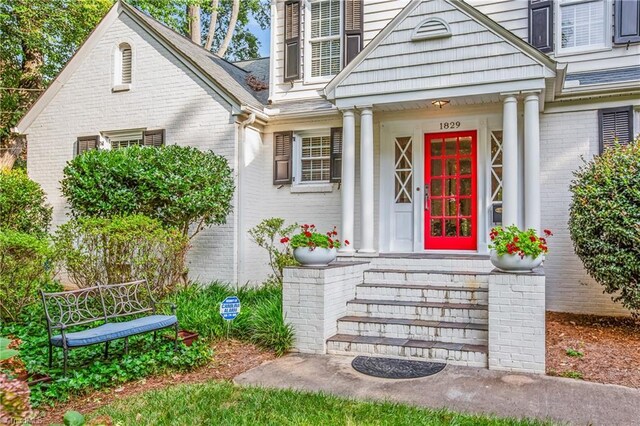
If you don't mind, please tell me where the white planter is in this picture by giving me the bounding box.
[293,247,337,267]
[490,251,543,273]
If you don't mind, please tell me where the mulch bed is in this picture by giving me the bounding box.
[546,311,640,388]
[31,340,276,426]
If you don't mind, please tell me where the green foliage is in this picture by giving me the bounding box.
[61,145,235,239]
[565,348,584,358]
[0,229,54,322]
[289,224,347,250]
[560,370,584,380]
[0,337,19,360]
[489,225,552,258]
[54,215,188,295]
[0,168,52,235]
[64,410,85,426]
[97,381,551,426]
[248,218,298,283]
[0,304,212,407]
[569,137,640,315]
[0,372,32,424]
[171,282,293,354]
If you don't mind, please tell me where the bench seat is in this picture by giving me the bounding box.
[50,314,178,347]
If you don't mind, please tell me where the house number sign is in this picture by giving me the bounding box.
[439,121,461,130]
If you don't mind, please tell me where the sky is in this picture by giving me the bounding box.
[248,17,271,58]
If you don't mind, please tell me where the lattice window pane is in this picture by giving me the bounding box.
[301,135,331,182]
[490,131,503,203]
[394,136,413,204]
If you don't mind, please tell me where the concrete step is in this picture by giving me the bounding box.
[338,254,493,272]
[363,269,490,288]
[337,316,488,345]
[356,282,488,305]
[326,334,488,367]
[346,298,488,324]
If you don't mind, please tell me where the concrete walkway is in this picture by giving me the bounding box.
[235,354,640,426]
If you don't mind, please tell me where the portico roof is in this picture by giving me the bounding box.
[324,0,558,108]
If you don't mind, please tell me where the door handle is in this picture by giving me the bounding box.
[424,184,429,210]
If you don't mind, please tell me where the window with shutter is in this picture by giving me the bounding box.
[529,0,553,52]
[309,0,341,78]
[614,0,640,44]
[599,106,634,153]
[76,135,99,156]
[558,0,608,53]
[330,127,342,182]
[143,129,165,147]
[344,0,363,65]
[273,131,293,184]
[284,1,301,81]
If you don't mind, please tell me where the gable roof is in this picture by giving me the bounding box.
[15,1,269,133]
[324,0,557,102]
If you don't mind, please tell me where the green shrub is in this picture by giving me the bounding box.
[61,145,235,239]
[0,229,54,322]
[172,282,293,354]
[0,372,32,424]
[569,136,640,315]
[0,168,52,235]
[54,215,188,295]
[248,218,298,283]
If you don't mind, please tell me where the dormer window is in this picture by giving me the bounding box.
[113,42,132,91]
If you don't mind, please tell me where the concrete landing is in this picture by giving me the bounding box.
[235,354,640,426]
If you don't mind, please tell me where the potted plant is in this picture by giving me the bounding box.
[283,224,348,267]
[489,226,552,273]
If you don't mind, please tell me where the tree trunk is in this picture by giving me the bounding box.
[204,0,220,51]
[187,4,202,45]
[216,0,239,57]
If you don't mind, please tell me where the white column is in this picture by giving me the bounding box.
[524,93,541,232]
[359,106,375,253]
[502,95,519,227]
[340,108,355,253]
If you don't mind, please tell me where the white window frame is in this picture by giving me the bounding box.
[293,129,332,185]
[101,129,144,150]
[555,0,611,57]
[304,0,343,84]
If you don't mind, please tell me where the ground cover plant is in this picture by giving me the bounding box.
[96,381,551,426]
[569,136,640,315]
[61,145,234,239]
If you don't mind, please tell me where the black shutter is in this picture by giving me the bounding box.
[529,0,553,53]
[143,129,165,147]
[273,131,293,185]
[614,0,640,44]
[344,0,363,65]
[330,127,343,183]
[284,1,300,81]
[599,106,634,153]
[76,135,99,156]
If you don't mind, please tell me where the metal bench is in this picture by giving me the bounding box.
[40,280,178,374]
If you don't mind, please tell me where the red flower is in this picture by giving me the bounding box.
[543,229,553,237]
[280,237,289,244]
[344,240,350,246]
[513,237,519,243]
[529,235,537,242]
[539,237,547,244]
[304,231,312,238]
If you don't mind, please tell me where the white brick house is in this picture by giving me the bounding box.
[15,1,640,371]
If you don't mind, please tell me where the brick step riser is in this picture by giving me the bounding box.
[347,302,488,324]
[356,286,488,305]
[327,341,488,367]
[336,321,488,345]
[363,272,489,288]
[340,258,493,272]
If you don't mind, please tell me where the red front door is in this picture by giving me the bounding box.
[424,131,477,250]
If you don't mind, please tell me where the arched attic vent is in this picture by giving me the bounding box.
[411,18,452,41]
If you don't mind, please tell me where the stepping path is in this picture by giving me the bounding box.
[235,353,640,426]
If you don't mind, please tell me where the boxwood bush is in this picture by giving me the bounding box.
[0,169,52,236]
[54,215,188,296]
[60,145,234,239]
[569,136,640,315]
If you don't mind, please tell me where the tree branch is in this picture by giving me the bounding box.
[216,0,239,57]
[204,0,220,51]
[187,4,202,45]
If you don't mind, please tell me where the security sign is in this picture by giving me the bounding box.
[220,296,241,321]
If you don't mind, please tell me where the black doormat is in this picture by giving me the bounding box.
[351,356,446,379]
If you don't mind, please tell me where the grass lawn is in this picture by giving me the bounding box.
[96,381,551,426]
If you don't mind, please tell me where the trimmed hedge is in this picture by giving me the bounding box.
[0,169,52,236]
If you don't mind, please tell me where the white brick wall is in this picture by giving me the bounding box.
[540,110,628,315]
[24,14,238,283]
[283,262,369,354]
[488,271,546,374]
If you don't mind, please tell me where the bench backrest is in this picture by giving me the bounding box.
[41,280,156,330]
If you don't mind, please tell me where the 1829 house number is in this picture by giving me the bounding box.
[439,121,461,130]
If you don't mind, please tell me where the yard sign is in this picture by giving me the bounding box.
[220,296,241,321]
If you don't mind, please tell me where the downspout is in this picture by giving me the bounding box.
[236,112,256,288]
